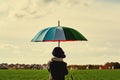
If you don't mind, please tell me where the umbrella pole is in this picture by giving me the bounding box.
[58,20,60,27]
[58,41,60,47]
[58,20,60,47]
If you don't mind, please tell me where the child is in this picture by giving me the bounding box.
[48,47,68,80]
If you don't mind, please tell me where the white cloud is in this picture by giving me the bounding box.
[0,0,9,19]
[0,43,18,49]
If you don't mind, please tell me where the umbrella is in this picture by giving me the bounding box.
[31,21,87,46]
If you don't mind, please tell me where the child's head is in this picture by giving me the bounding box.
[52,47,66,58]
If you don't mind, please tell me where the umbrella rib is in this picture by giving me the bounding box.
[43,27,56,41]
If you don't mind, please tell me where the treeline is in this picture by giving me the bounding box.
[68,62,120,70]
[0,62,120,70]
[0,63,47,70]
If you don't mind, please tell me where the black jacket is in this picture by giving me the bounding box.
[49,61,68,80]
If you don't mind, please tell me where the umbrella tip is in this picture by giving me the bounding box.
[58,20,60,26]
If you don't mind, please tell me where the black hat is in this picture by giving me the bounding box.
[52,47,66,58]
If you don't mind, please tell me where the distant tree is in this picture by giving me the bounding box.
[110,62,120,69]
[105,62,120,69]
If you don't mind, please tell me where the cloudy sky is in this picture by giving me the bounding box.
[0,0,120,65]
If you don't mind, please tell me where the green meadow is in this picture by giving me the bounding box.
[0,69,120,80]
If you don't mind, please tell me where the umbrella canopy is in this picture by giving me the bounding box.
[31,21,87,46]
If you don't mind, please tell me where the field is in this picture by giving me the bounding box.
[0,69,120,80]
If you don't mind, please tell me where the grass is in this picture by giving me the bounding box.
[0,70,49,80]
[0,69,120,80]
[66,69,120,80]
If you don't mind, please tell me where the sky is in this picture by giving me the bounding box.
[0,0,120,65]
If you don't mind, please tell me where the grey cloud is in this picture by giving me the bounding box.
[0,0,90,20]
[0,10,9,19]
[65,0,89,7]
[96,0,120,3]
[10,0,58,19]
[43,0,89,6]
[14,13,26,18]
[44,0,60,4]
